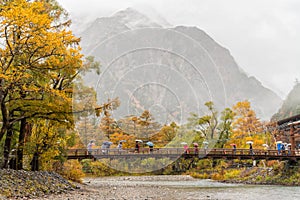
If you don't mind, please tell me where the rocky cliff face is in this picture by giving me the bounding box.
[272,82,300,121]
[76,8,282,123]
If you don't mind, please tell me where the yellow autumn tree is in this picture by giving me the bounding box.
[138,110,161,140]
[109,132,135,148]
[0,0,96,169]
[24,119,69,170]
[151,122,178,147]
[96,98,121,140]
[226,101,264,149]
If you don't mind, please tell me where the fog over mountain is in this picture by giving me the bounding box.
[75,8,282,123]
[272,82,300,121]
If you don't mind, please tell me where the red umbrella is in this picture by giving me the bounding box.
[230,143,236,146]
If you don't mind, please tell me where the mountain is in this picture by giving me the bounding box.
[271,82,300,121]
[77,8,282,123]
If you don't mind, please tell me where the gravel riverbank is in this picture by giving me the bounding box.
[0,169,75,200]
[36,175,205,200]
[3,170,300,200]
[0,171,208,200]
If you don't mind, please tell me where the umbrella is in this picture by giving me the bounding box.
[246,141,253,144]
[180,142,187,145]
[276,141,282,144]
[203,141,209,144]
[193,143,199,147]
[146,141,154,146]
[262,144,269,147]
[119,140,126,143]
[230,143,237,146]
[102,141,113,146]
[287,143,291,146]
[135,139,143,143]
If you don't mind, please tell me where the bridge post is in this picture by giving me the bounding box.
[290,125,295,156]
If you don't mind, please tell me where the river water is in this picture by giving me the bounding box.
[159,180,300,200]
[87,175,300,200]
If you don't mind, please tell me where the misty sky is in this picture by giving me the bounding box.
[57,0,300,99]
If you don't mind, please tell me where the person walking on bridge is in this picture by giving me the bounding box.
[184,144,189,154]
[233,144,237,155]
[249,143,253,155]
[193,143,199,155]
[87,140,95,155]
[135,141,140,153]
[117,141,123,153]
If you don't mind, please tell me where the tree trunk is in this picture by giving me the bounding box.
[17,118,27,170]
[0,94,9,142]
[2,126,13,169]
[30,152,39,171]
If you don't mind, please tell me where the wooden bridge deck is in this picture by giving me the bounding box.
[67,148,300,161]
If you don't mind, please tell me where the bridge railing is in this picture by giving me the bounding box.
[67,148,299,158]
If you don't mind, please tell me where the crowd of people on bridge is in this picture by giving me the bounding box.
[86,139,298,156]
[276,141,292,155]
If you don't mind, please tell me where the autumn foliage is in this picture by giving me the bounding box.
[0,0,93,169]
[226,101,265,149]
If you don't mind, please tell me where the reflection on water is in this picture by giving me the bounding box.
[90,176,300,200]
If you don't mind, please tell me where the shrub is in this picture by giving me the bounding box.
[189,172,210,179]
[196,159,212,170]
[224,169,241,180]
[264,176,272,183]
[266,160,279,167]
[214,160,229,170]
[90,160,116,176]
[240,167,257,177]
[211,173,224,180]
[60,160,85,183]
[256,175,262,182]
[81,159,93,173]
[273,161,284,172]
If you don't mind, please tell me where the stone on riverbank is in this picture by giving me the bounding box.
[0,169,76,199]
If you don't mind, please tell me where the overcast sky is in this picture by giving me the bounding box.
[57,0,300,99]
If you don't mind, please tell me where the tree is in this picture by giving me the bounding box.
[215,108,234,148]
[117,115,139,136]
[151,122,178,147]
[0,0,97,169]
[227,101,264,148]
[96,98,120,139]
[99,111,120,139]
[73,78,99,146]
[188,101,218,140]
[24,119,67,171]
[76,117,98,147]
[138,110,157,139]
[109,132,135,148]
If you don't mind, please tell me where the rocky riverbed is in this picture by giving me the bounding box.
[33,175,300,200]
[36,175,203,200]
[2,170,300,200]
[0,171,210,200]
[0,169,76,199]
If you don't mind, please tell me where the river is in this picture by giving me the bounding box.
[84,175,300,200]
